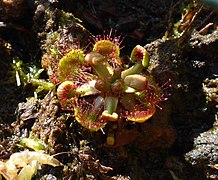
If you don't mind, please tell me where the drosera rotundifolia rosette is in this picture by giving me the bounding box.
[43,31,171,146]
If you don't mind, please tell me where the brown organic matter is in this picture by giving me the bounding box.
[0,0,218,179]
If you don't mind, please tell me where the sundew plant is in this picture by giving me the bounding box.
[42,31,171,145]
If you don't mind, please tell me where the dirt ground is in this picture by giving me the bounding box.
[0,0,218,179]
